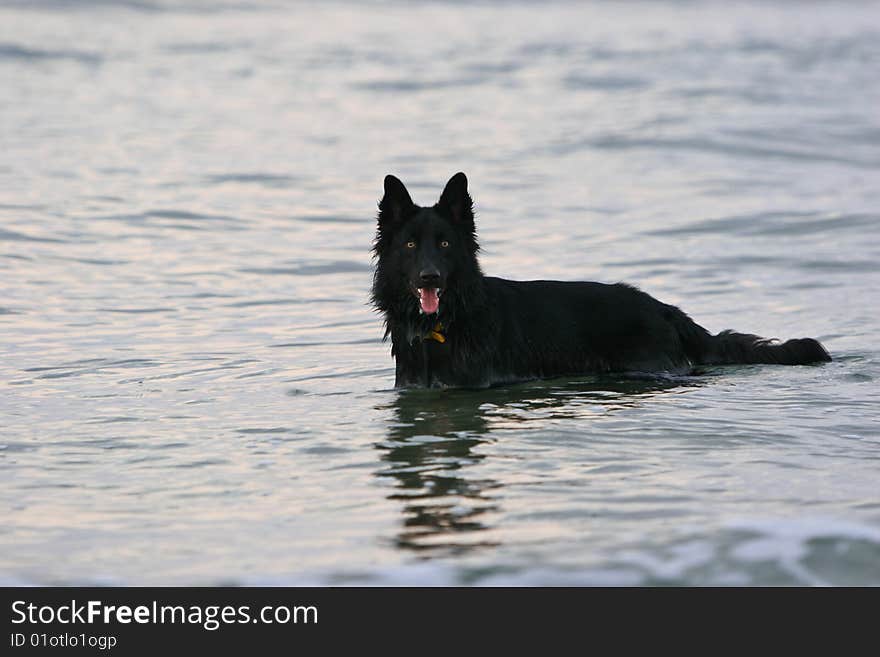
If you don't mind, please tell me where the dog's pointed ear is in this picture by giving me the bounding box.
[437,172,473,227]
[378,174,414,227]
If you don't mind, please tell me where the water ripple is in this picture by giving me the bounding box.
[0,42,102,65]
[203,173,299,188]
[356,77,483,93]
[0,228,66,244]
[93,209,246,228]
[563,73,649,91]
[240,261,371,276]
[645,211,880,238]
[567,135,880,169]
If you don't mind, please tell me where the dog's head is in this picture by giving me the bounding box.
[373,172,480,317]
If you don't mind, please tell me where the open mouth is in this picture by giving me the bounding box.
[415,287,443,315]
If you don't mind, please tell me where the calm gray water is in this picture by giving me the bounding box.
[2,0,879,586]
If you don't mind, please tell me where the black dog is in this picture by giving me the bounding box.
[371,172,831,388]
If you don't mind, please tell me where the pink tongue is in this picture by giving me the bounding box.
[419,288,440,314]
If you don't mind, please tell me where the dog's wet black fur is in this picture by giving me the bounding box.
[371,172,831,389]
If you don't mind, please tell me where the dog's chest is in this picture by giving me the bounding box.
[396,321,455,386]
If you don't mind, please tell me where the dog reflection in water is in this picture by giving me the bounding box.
[376,389,500,554]
[374,376,696,554]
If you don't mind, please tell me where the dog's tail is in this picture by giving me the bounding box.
[706,330,831,365]
[669,306,831,366]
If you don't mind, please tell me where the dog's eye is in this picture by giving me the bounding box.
[440,240,449,248]
[405,241,416,249]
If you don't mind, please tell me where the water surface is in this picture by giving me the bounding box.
[1,0,879,585]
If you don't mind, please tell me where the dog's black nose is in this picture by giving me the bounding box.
[419,268,440,287]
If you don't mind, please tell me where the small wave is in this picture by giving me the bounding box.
[95,209,244,224]
[203,173,299,188]
[85,416,140,424]
[92,209,247,233]
[564,73,648,91]
[724,517,880,586]
[163,39,253,54]
[0,202,47,210]
[235,427,292,435]
[0,228,66,243]
[23,357,161,380]
[0,441,38,453]
[284,366,393,383]
[754,213,879,237]
[171,458,230,469]
[294,215,363,224]
[3,0,267,13]
[461,61,522,76]
[798,259,878,273]
[300,444,351,455]
[356,77,483,93]
[143,209,240,222]
[116,358,258,384]
[99,307,176,314]
[225,298,303,308]
[51,255,129,266]
[269,338,380,348]
[0,42,102,65]
[645,211,878,238]
[517,41,577,58]
[564,135,880,169]
[240,260,371,276]
[24,358,104,373]
[604,257,678,268]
